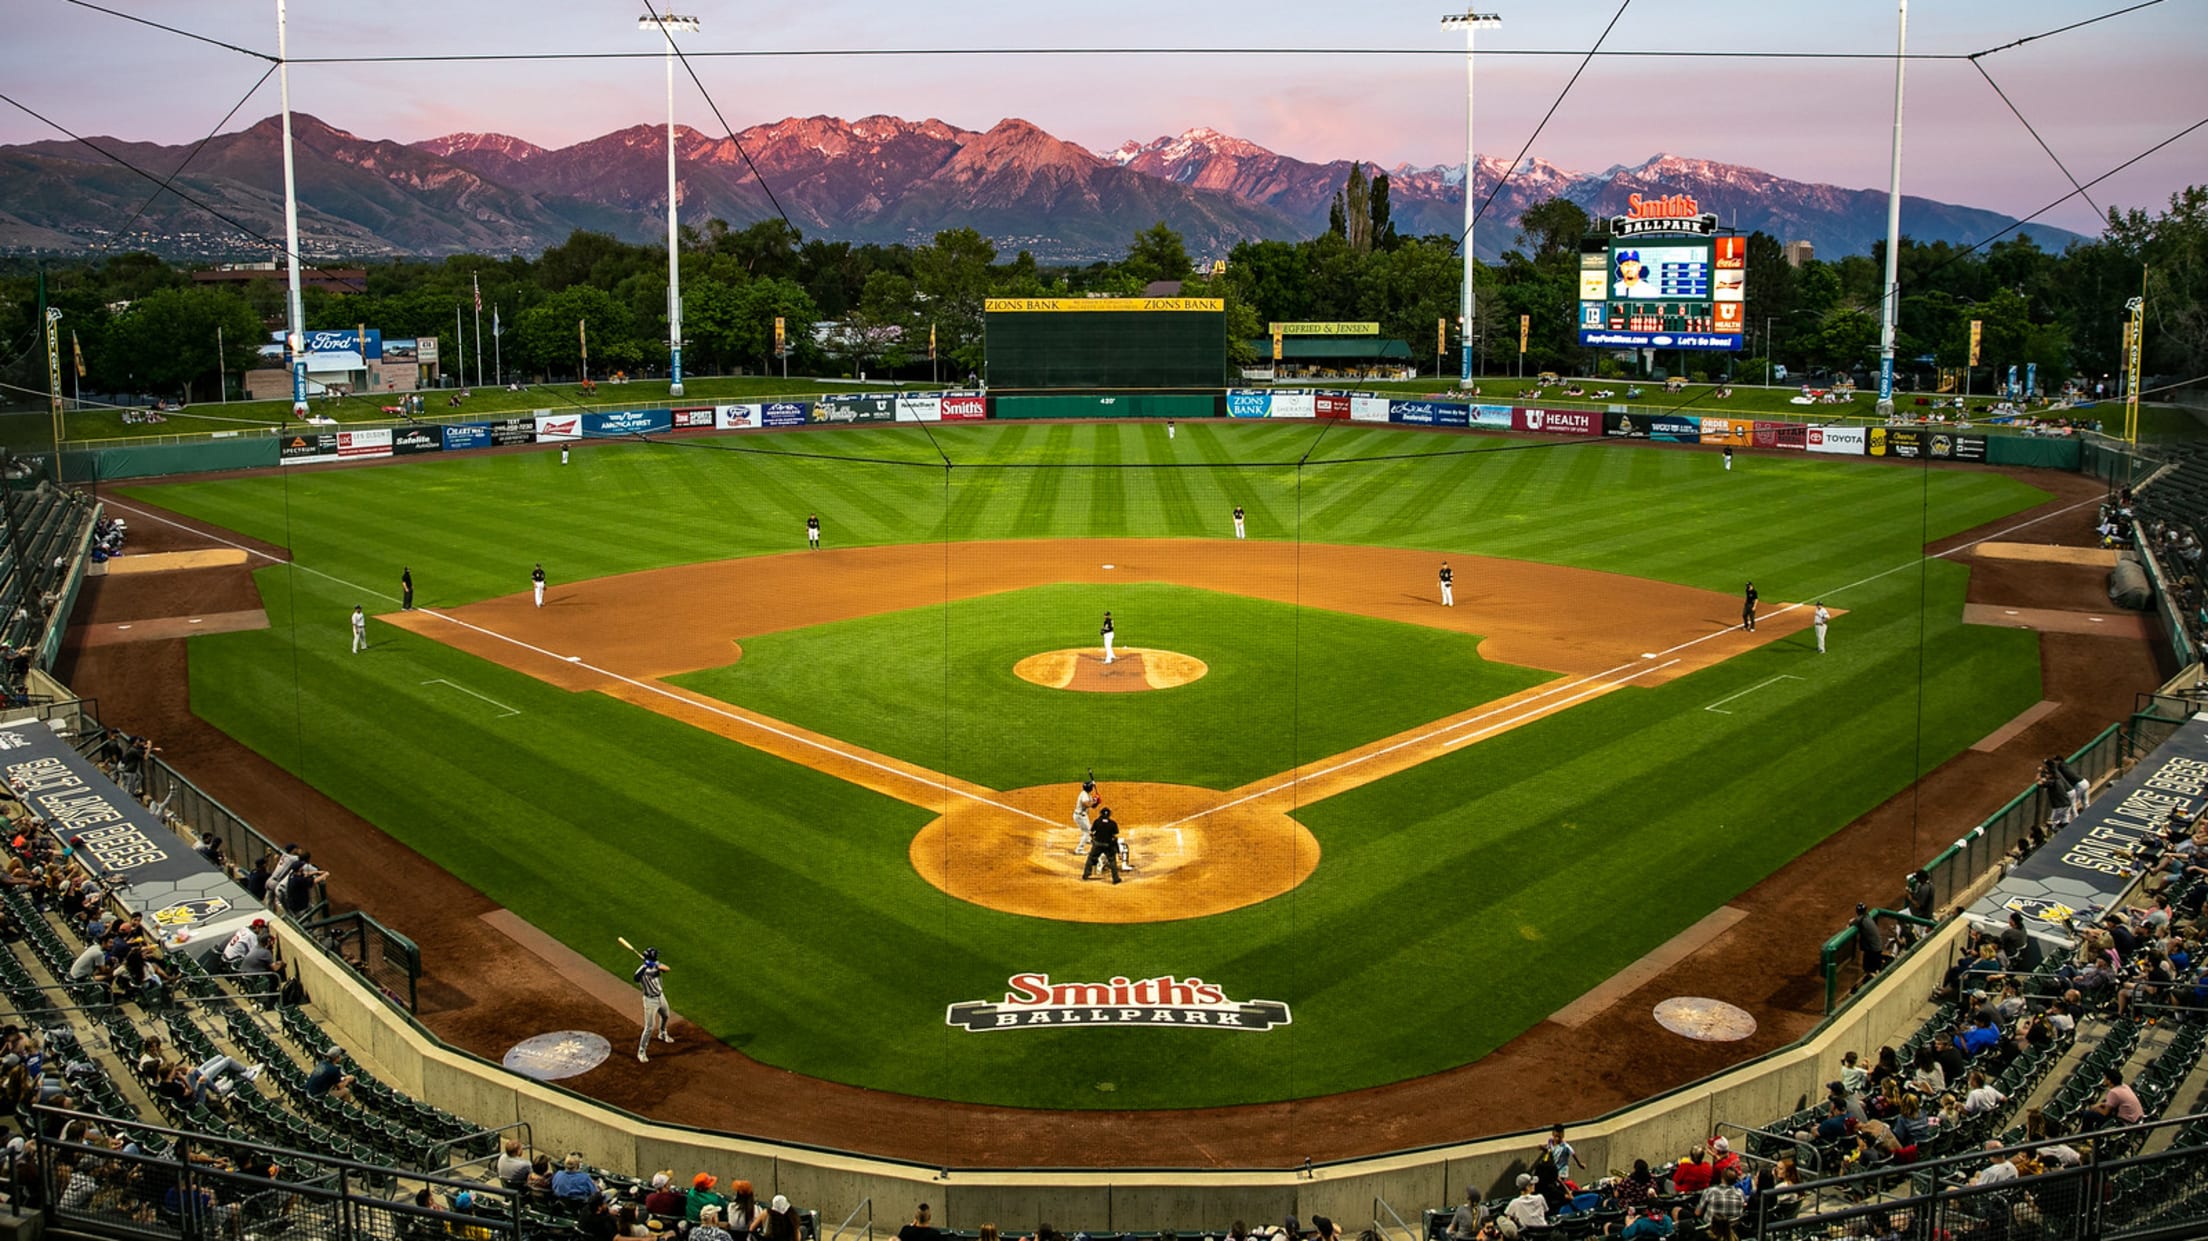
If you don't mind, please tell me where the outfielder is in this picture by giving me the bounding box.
[634,947,674,1063]
[350,605,366,654]
[1814,601,1829,653]
[1439,561,1454,607]
[1233,506,1246,539]
[1072,779,1097,857]
[532,563,547,608]
[806,513,821,549]
[1100,611,1116,664]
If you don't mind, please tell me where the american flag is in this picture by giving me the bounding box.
[472,274,482,313]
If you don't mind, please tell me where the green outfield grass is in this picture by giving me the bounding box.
[124,419,2059,1108]
[671,583,1552,791]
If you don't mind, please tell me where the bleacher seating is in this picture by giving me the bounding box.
[0,479,96,653]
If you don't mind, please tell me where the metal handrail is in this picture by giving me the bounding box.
[831,1195,873,1241]
[1372,1196,1418,1241]
[423,1118,533,1177]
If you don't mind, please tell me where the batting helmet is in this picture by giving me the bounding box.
[644,947,659,962]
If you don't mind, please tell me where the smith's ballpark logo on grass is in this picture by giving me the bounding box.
[945,973,1291,1032]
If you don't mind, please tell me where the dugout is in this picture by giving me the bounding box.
[1247,335,1415,380]
[984,297,1228,391]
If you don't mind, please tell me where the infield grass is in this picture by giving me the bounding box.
[126,420,2062,1108]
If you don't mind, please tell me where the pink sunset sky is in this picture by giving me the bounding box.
[7,0,2202,235]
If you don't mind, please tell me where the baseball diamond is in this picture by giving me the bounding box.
[85,417,2087,1125]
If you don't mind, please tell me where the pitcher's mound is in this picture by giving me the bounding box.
[1013,647,1207,692]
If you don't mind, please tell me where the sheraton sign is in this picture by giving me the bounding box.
[946,973,1292,1032]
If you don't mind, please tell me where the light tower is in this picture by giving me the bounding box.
[1441,10,1501,386]
[641,13,702,397]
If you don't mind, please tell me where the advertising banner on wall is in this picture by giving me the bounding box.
[303,328,383,362]
[1314,393,1352,421]
[1269,392,1317,420]
[1226,390,1271,418]
[1515,408,1600,436]
[585,410,673,437]
[1606,411,1650,438]
[716,404,760,430]
[812,395,896,424]
[391,426,442,455]
[487,417,535,447]
[1868,426,1924,458]
[761,400,812,428]
[1753,421,1807,450]
[416,336,440,365]
[1930,432,1988,462]
[278,433,336,464]
[896,395,943,423]
[1648,415,1701,442]
[940,392,989,421]
[1350,396,1391,423]
[1806,425,1866,455]
[1472,405,1514,429]
[670,407,716,430]
[336,428,392,459]
[441,423,491,451]
[534,413,583,442]
[1697,416,1752,447]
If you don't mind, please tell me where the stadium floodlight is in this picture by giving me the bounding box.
[1440,11,1501,386]
[641,14,703,397]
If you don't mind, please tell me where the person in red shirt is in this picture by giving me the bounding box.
[1707,1136,1741,1181]
[1672,1147,1715,1195]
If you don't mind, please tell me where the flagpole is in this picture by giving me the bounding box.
[494,305,502,387]
[217,324,227,404]
[72,329,83,411]
[472,274,484,390]
[455,304,464,389]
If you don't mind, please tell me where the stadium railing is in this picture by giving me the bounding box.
[29,1103,522,1241]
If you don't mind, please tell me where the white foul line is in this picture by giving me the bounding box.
[1703,673,1801,715]
[420,679,521,718]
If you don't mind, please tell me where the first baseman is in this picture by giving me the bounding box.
[1072,779,1097,857]
[1233,506,1246,539]
[1101,610,1116,664]
[1742,581,1758,631]
[1439,561,1454,607]
[532,563,547,608]
[806,513,821,549]
[350,605,366,654]
[634,947,674,1062]
[1814,601,1829,653]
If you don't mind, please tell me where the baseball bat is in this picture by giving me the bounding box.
[617,936,643,959]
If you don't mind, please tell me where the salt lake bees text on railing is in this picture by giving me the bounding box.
[945,973,1292,1031]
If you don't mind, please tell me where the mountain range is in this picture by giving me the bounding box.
[0,113,2085,264]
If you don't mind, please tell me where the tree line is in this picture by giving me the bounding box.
[1,177,2201,402]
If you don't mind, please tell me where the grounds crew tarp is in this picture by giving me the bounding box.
[1967,714,2208,948]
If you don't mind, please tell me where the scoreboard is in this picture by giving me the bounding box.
[1577,233,1747,351]
[985,297,1228,390]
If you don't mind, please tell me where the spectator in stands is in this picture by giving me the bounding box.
[1955,1013,2002,1059]
[1608,1159,1659,1211]
[551,1153,600,1200]
[1891,1094,1932,1157]
[67,938,108,984]
[765,1195,800,1241]
[1444,1186,1487,1240]
[1961,1141,2018,1188]
[1995,980,2028,1025]
[280,851,328,914]
[496,1139,532,1190]
[686,1174,725,1223]
[305,1048,355,1101]
[2024,1109,2082,1167]
[1706,1135,1740,1181]
[1908,1045,1946,1095]
[1962,1070,2006,1116]
[528,1154,555,1199]
[618,1205,651,1239]
[727,1181,765,1235]
[2047,997,2077,1036]
[583,1193,620,1241]
[1671,1146,1714,1195]
[692,1206,737,1241]
[180,1054,263,1106]
[2078,1068,2144,1133]
[1501,1175,1547,1233]
[1618,1205,1672,1240]
[898,1202,940,1241]
[1839,1050,1870,1095]
[1694,1164,1746,1228]
[221,920,269,970]
[642,1172,683,1219]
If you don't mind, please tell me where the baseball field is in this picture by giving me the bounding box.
[116,418,2051,1110]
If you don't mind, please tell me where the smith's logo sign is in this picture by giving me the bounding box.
[946,973,1292,1032]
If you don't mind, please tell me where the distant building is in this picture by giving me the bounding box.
[193,262,368,295]
[1782,240,1815,268]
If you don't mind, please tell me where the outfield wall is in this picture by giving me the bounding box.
[55,391,2085,483]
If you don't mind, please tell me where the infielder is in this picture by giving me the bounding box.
[1742,581,1758,631]
[1439,561,1454,607]
[350,605,366,654]
[1100,611,1116,664]
[634,947,674,1063]
[1072,779,1097,857]
[532,563,547,608]
[1233,505,1246,539]
[1813,601,1829,653]
[806,513,821,549]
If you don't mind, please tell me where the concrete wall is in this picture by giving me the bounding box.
[273,906,1969,1230]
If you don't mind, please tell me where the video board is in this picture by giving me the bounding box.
[1577,221,1746,352]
